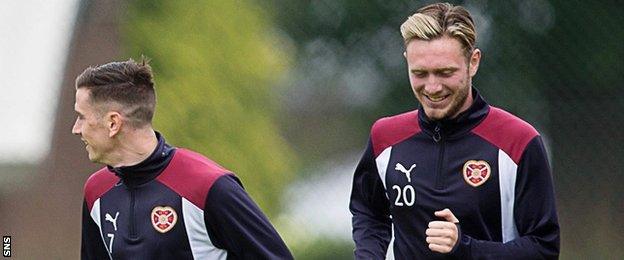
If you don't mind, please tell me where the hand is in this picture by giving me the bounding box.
[426,208,459,254]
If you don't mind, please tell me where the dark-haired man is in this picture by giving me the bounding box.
[74,59,293,259]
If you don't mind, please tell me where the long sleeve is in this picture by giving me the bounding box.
[81,200,110,260]
[350,139,392,259]
[451,136,560,259]
[203,174,293,260]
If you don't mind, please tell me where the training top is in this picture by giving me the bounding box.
[81,133,293,260]
[350,88,560,259]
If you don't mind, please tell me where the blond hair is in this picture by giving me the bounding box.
[400,2,476,58]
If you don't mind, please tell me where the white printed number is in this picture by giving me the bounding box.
[107,233,115,254]
[392,185,415,206]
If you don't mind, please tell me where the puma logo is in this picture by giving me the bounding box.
[395,163,416,182]
[105,212,119,231]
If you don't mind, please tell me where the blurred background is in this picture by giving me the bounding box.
[0,0,622,259]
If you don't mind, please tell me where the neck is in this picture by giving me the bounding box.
[107,128,158,168]
[455,90,474,119]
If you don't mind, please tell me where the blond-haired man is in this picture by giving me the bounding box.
[350,3,559,259]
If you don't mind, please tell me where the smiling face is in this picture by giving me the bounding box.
[72,88,114,163]
[405,35,480,120]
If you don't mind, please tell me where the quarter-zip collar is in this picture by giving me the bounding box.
[418,87,489,140]
[107,131,176,187]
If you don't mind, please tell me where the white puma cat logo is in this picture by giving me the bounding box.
[105,212,120,231]
[395,163,416,182]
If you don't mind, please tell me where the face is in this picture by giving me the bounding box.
[405,35,480,120]
[72,88,114,163]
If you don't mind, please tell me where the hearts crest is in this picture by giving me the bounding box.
[151,206,177,233]
[462,160,491,187]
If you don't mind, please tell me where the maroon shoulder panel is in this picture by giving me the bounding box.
[371,110,421,157]
[84,167,119,210]
[156,149,230,209]
[472,107,539,164]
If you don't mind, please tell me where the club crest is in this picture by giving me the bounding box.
[462,160,491,187]
[151,206,177,233]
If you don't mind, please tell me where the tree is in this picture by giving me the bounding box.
[123,0,298,216]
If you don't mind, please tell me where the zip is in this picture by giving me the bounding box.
[433,125,445,189]
[129,189,137,238]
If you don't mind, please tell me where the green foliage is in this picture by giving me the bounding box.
[121,0,297,216]
[291,238,354,260]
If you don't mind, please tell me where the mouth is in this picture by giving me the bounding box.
[424,94,450,103]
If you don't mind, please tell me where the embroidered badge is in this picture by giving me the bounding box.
[462,160,491,187]
[151,206,177,233]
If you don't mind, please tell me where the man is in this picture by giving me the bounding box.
[349,3,559,259]
[74,59,293,259]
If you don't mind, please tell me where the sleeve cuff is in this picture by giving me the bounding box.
[449,223,471,258]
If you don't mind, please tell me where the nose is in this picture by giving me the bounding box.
[72,118,81,135]
[424,76,443,94]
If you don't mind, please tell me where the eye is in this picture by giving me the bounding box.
[438,69,455,78]
[412,71,427,78]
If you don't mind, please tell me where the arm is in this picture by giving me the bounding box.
[349,139,392,259]
[451,136,560,259]
[203,174,293,260]
[80,200,110,260]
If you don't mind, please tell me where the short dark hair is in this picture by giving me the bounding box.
[75,58,156,128]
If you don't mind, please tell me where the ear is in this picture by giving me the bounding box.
[468,48,481,77]
[106,111,123,137]
[403,51,407,58]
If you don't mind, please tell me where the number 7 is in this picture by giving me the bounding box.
[107,233,115,254]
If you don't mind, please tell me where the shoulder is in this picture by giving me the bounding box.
[370,109,421,157]
[472,106,539,163]
[166,148,231,176]
[84,167,119,210]
[157,148,232,209]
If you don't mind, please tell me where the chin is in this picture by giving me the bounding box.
[424,109,450,121]
[87,154,100,163]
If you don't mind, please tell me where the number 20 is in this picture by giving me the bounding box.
[392,185,415,206]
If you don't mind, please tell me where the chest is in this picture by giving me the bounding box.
[380,135,504,220]
[97,182,193,259]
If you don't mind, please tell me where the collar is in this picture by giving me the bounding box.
[107,131,176,187]
[418,87,490,141]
